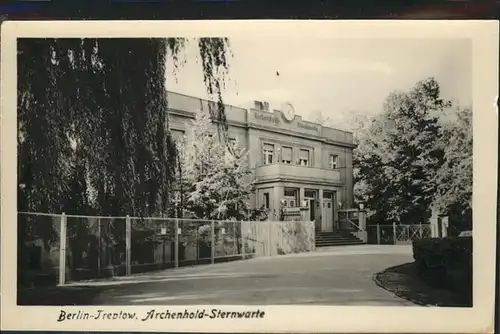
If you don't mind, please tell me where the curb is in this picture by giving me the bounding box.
[372,262,428,307]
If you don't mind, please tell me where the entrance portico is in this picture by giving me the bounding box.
[256,182,340,232]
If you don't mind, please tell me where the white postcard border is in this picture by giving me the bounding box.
[1,20,498,333]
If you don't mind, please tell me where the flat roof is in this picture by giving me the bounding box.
[166,90,354,137]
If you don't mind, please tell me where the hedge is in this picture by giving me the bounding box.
[412,236,472,304]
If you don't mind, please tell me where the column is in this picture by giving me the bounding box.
[318,189,324,231]
[299,188,305,206]
[272,186,284,212]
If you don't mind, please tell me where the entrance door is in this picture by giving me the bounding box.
[323,199,333,231]
[322,192,335,232]
[304,190,320,229]
[309,199,315,221]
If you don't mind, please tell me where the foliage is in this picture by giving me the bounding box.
[353,78,451,225]
[18,37,230,217]
[341,112,373,144]
[17,37,230,283]
[174,109,259,221]
[412,236,472,304]
[432,107,472,231]
[311,111,332,127]
[353,77,472,231]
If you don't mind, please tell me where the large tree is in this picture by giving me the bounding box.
[18,37,230,217]
[17,38,231,282]
[353,78,451,225]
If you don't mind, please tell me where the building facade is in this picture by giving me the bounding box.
[167,91,357,233]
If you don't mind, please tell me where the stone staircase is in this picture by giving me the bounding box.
[315,230,365,247]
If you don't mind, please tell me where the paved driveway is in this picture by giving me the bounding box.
[69,245,417,306]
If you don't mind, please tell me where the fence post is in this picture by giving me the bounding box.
[419,222,423,239]
[268,221,272,257]
[211,220,215,264]
[58,213,67,286]
[241,222,246,260]
[233,221,237,255]
[175,219,179,268]
[125,215,131,276]
[392,222,397,245]
[195,226,199,265]
[376,223,381,245]
[97,218,101,277]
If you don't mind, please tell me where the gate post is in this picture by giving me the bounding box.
[125,215,131,276]
[58,213,67,286]
[376,223,381,245]
[392,222,397,245]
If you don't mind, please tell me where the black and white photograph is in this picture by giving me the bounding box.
[1,21,497,333]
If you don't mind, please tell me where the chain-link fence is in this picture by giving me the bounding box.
[66,216,127,282]
[366,223,432,245]
[18,212,314,287]
[129,218,245,273]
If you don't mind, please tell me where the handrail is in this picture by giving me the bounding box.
[342,218,364,232]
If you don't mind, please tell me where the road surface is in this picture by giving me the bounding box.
[65,245,417,306]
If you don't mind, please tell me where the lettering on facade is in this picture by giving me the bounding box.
[254,112,280,125]
[253,111,319,133]
[298,122,319,132]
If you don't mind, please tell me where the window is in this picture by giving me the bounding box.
[263,193,270,209]
[263,143,274,165]
[323,192,333,199]
[299,149,310,166]
[284,188,298,207]
[304,190,316,198]
[171,129,185,143]
[281,146,292,164]
[329,154,339,169]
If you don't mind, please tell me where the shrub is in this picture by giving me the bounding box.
[412,236,472,303]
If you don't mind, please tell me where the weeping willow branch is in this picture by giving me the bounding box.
[18,37,231,220]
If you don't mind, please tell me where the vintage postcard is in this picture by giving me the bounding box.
[1,20,498,333]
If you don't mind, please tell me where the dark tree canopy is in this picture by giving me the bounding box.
[17,37,231,217]
[353,78,462,226]
[17,38,231,283]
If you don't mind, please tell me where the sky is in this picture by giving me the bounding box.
[165,37,472,131]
